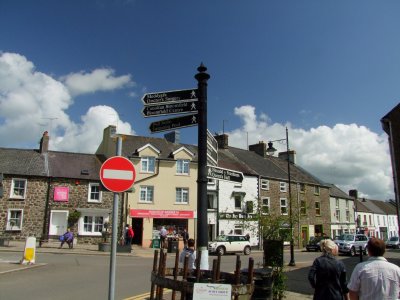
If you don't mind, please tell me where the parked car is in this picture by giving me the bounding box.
[386,236,400,249]
[335,234,368,256]
[208,235,251,256]
[306,236,331,252]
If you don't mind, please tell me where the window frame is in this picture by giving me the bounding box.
[261,197,270,215]
[10,178,27,199]
[299,183,306,193]
[314,185,320,195]
[139,185,154,203]
[261,179,270,190]
[207,193,217,210]
[141,156,156,173]
[234,195,242,211]
[315,201,321,216]
[280,182,287,193]
[176,187,189,204]
[300,200,307,215]
[79,214,106,236]
[176,159,190,175]
[280,198,288,215]
[6,209,23,231]
[336,209,340,222]
[88,182,102,203]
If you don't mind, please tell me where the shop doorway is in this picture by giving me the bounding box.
[131,218,143,245]
[301,226,308,247]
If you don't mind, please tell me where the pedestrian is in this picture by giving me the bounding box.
[348,237,400,300]
[181,228,189,249]
[179,238,196,271]
[160,226,167,249]
[59,228,74,249]
[125,225,134,246]
[308,239,349,300]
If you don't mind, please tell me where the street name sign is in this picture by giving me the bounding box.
[142,89,198,105]
[149,113,198,133]
[142,100,198,118]
[207,166,244,183]
[100,156,136,193]
[207,130,218,167]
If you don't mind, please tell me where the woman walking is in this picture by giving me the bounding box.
[308,239,349,300]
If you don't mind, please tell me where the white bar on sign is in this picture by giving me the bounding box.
[103,169,133,180]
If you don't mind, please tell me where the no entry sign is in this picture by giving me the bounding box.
[100,156,136,193]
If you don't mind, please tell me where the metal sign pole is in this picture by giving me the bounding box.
[108,136,122,300]
[195,63,210,270]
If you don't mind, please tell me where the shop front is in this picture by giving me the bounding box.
[130,209,196,248]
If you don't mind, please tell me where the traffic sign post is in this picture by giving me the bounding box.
[100,156,136,193]
[142,88,198,105]
[142,100,198,118]
[207,166,244,183]
[149,113,198,133]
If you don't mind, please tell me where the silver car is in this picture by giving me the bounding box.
[386,236,400,249]
[335,234,368,256]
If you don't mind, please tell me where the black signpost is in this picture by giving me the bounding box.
[142,100,198,118]
[142,89,198,105]
[207,166,244,183]
[149,113,198,133]
[207,130,218,167]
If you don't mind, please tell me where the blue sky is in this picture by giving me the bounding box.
[1,1,399,200]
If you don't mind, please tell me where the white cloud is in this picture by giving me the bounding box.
[0,52,134,151]
[61,68,134,96]
[229,105,394,201]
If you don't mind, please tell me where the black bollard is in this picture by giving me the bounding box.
[359,246,363,262]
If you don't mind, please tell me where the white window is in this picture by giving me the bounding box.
[280,182,287,192]
[207,193,217,209]
[140,186,154,203]
[280,198,288,215]
[315,201,321,215]
[261,179,269,190]
[82,215,104,234]
[346,211,350,222]
[208,178,216,185]
[88,183,102,203]
[176,159,189,175]
[346,200,349,209]
[141,156,155,173]
[6,209,23,230]
[10,178,27,199]
[335,199,339,209]
[176,188,189,204]
[336,209,340,222]
[261,197,270,215]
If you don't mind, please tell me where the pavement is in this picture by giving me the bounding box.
[0,240,313,299]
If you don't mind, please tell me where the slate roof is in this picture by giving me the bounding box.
[0,148,47,177]
[0,147,102,180]
[328,184,353,199]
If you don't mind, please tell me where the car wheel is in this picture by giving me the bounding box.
[217,246,226,256]
[306,248,310,252]
[350,247,356,257]
[244,246,251,255]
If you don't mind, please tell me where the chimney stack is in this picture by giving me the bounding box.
[349,189,358,199]
[164,131,180,144]
[39,131,49,153]
[278,150,296,164]
[249,141,267,157]
[215,134,229,149]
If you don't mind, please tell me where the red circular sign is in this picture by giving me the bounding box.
[100,156,136,193]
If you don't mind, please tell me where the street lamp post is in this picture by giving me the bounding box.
[266,127,296,266]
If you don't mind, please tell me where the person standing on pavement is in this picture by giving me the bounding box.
[125,225,134,246]
[181,228,189,249]
[160,226,167,249]
[348,237,400,300]
[308,239,349,300]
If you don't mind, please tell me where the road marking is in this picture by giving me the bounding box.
[123,289,173,300]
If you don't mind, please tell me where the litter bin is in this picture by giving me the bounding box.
[242,268,273,300]
[152,238,160,249]
[167,237,179,253]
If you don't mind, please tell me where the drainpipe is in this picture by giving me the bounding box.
[40,176,52,247]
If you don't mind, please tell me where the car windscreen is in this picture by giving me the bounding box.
[338,234,354,241]
[215,235,228,242]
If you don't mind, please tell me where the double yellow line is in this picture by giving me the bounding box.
[123,289,173,300]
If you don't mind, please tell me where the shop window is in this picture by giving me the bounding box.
[141,156,155,173]
[176,188,189,204]
[10,178,27,199]
[88,183,102,203]
[7,209,23,230]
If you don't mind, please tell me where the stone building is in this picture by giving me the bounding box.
[0,132,114,244]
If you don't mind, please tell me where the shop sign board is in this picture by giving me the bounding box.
[130,209,195,219]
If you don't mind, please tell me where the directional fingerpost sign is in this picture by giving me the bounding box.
[142,89,198,106]
[207,130,218,167]
[100,156,136,193]
[149,113,198,133]
[207,166,244,183]
[142,100,198,118]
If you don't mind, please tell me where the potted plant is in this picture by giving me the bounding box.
[98,221,111,252]
[67,210,81,227]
